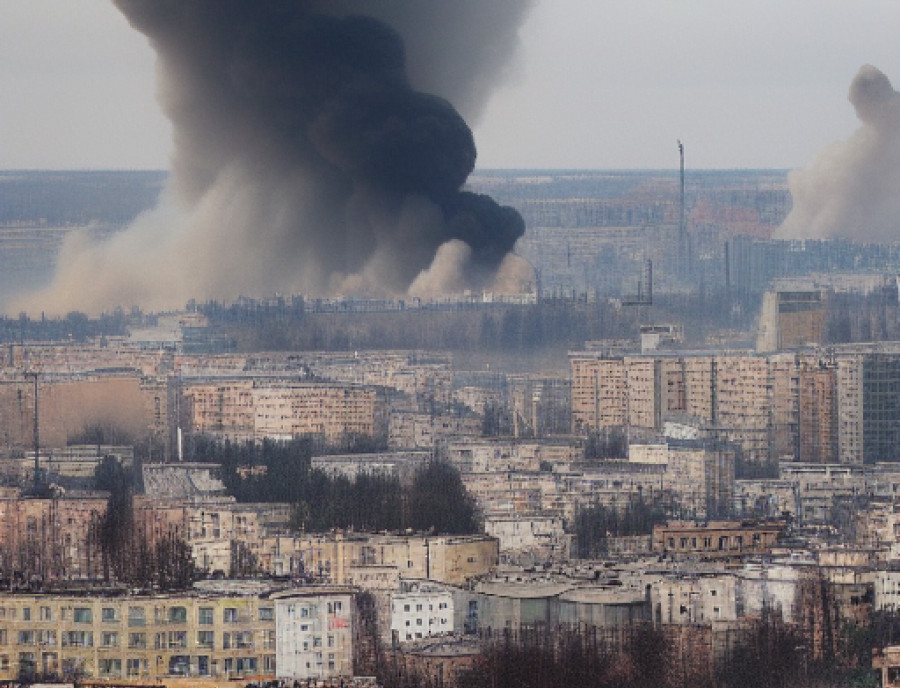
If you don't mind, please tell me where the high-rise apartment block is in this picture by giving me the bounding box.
[572,345,900,465]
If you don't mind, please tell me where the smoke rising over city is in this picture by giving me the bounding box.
[16,0,533,314]
[777,64,900,242]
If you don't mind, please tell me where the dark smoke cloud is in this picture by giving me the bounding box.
[18,0,533,314]
[777,64,900,242]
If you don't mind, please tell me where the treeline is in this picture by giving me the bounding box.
[199,290,772,355]
[0,310,129,343]
[95,456,195,590]
[205,298,640,354]
[573,494,671,558]
[379,617,879,688]
[186,436,480,535]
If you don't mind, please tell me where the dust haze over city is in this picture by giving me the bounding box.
[6,1,900,687]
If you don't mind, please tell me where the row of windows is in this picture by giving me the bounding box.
[9,629,274,650]
[399,602,449,612]
[2,605,274,626]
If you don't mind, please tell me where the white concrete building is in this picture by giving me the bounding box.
[874,569,900,612]
[274,588,355,681]
[390,582,453,643]
[651,575,738,624]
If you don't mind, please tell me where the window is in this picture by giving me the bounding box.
[102,607,118,622]
[168,631,187,649]
[39,607,51,622]
[236,657,257,674]
[37,630,55,647]
[168,607,187,624]
[17,631,35,646]
[168,655,189,677]
[258,607,274,621]
[21,608,30,622]
[403,604,410,612]
[198,607,213,625]
[197,631,214,649]
[99,658,122,677]
[18,652,34,672]
[224,607,238,623]
[128,607,145,626]
[223,633,232,650]
[198,655,210,676]
[73,607,92,623]
[62,631,92,647]
[126,658,142,677]
[128,633,146,649]
[101,632,119,648]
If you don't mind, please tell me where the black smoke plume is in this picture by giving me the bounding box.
[20,0,533,314]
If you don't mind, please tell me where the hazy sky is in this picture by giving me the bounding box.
[2,0,899,170]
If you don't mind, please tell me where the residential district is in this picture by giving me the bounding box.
[6,170,900,687]
[2,289,900,688]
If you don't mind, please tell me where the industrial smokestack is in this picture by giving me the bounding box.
[16,0,534,314]
[777,64,900,241]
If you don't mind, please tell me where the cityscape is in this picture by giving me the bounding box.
[6,2,900,688]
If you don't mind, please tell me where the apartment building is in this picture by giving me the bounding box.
[652,521,782,558]
[575,345,900,467]
[390,582,454,644]
[0,586,278,683]
[756,289,826,353]
[651,575,738,624]
[274,587,355,681]
[254,532,498,586]
[181,378,381,444]
[0,373,164,457]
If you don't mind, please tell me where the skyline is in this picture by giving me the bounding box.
[2,0,899,171]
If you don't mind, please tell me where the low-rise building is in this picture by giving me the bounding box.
[652,521,783,558]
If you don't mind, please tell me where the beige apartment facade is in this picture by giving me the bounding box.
[181,378,380,444]
[0,589,277,683]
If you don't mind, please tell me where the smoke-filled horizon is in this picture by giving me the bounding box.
[14,0,534,316]
[777,64,900,242]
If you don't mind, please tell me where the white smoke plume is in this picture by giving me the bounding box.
[15,0,534,315]
[777,64,900,241]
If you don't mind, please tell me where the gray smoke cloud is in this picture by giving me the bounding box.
[776,64,900,241]
[17,0,533,315]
